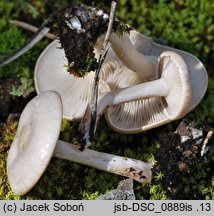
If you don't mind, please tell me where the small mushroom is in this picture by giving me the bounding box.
[7,91,153,195]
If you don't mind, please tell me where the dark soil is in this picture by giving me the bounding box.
[57,5,131,77]
[0,78,36,124]
[153,119,213,198]
[57,5,109,76]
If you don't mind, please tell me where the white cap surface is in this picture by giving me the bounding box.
[7,91,62,195]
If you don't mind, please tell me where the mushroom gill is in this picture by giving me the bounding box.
[34,40,142,121]
[106,98,166,133]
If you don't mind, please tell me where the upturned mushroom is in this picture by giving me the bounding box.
[7,91,153,195]
[102,31,208,133]
[81,51,191,138]
[34,40,111,121]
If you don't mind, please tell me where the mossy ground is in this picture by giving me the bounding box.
[0,0,213,200]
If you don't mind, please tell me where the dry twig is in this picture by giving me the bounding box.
[80,1,117,150]
[9,20,56,40]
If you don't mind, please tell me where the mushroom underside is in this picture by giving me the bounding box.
[104,31,207,133]
[34,40,142,121]
[105,98,168,134]
[34,41,94,120]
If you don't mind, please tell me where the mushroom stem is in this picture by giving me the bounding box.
[97,79,167,118]
[54,140,153,183]
[95,33,154,80]
[109,33,154,80]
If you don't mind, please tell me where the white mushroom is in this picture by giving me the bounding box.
[34,41,111,121]
[7,91,153,195]
[34,39,141,121]
[7,91,62,195]
[81,51,192,137]
[96,32,155,81]
[102,31,208,133]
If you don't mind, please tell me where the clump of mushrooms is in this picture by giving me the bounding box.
[7,91,153,195]
[6,2,208,196]
[35,21,208,135]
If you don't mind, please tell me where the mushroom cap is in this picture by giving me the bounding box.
[104,30,208,134]
[34,40,110,121]
[158,51,191,119]
[7,91,62,195]
[129,30,208,111]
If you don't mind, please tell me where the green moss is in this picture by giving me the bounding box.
[0,121,18,154]
[179,157,214,199]
[149,184,169,200]
[115,21,132,37]
[0,121,24,200]
[201,176,214,200]
[10,77,34,97]
[135,184,169,200]
[0,0,213,200]
[154,171,165,182]
[116,0,214,73]
[0,0,48,79]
